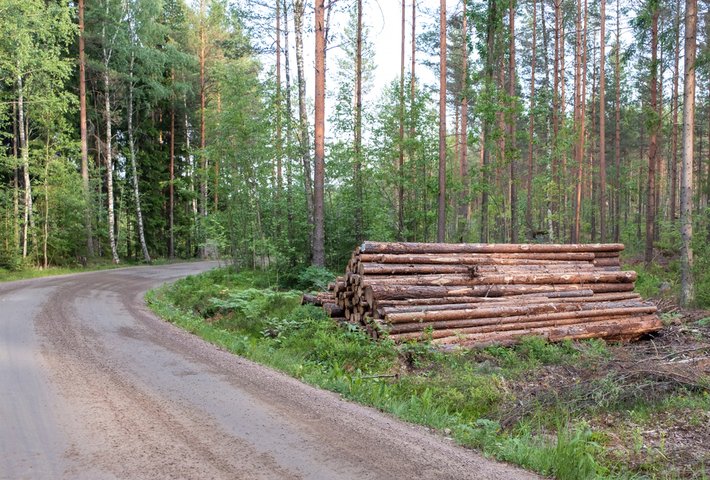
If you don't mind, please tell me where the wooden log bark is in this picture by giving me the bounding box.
[358,252,597,263]
[377,292,641,316]
[360,271,637,287]
[357,263,597,276]
[360,241,625,254]
[384,301,656,330]
[323,303,345,318]
[364,283,635,304]
[430,316,662,347]
[388,309,658,341]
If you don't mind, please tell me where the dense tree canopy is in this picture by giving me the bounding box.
[0,0,708,302]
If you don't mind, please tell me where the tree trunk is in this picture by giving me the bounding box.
[646,6,659,265]
[78,0,93,257]
[103,64,119,264]
[551,0,561,240]
[276,0,282,202]
[199,0,208,257]
[526,0,536,238]
[599,0,606,242]
[17,74,32,260]
[614,0,621,242]
[509,0,517,243]
[313,0,326,266]
[354,0,363,243]
[680,0,697,306]
[169,104,175,259]
[437,0,447,243]
[460,0,469,230]
[294,0,313,244]
[283,0,294,241]
[398,0,406,240]
[128,54,151,263]
[670,0,681,223]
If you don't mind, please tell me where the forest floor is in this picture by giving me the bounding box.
[149,267,710,479]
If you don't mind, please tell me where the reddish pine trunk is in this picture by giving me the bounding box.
[313,0,326,266]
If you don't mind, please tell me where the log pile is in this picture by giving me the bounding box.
[319,242,661,348]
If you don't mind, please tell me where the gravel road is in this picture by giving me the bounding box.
[0,262,539,480]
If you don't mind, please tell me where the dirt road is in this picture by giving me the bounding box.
[0,262,538,479]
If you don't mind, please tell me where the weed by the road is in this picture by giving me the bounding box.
[148,267,710,480]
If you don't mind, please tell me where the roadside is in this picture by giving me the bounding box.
[148,267,710,479]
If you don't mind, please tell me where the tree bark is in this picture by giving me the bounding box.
[354,0,363,243]
[199,0,208,258]
[670,0,681,223]
[169,103,175,259]
[78,0,93,256]
[526,0,536,237]
[680,0,697,306]
[460,0,469,229]
[127,53,151,263]
[646,5,659,265]
[294,0,313,244]
[103,64,119,264]
[17,74,32,260]
[599,0,607,241]
[437,0,447,243]
[398,0,406,239]
[312,0,326,266]
[509,0,517,243]
[613,0,621,242]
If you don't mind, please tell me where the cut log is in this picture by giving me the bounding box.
[376,292,641,316]
[388,308,658,341]
[358,252,597,263]
[431,316,662,347]
[360,241,625,254]
[359,271,637,287]
[384,300,655,325]
[364,283,635,305]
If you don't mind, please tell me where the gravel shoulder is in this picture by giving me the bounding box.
[0,262,539,479]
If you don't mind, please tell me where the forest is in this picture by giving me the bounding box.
[0,0,708,305]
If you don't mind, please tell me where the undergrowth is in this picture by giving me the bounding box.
[148,267,710,480]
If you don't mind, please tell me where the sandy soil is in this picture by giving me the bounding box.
[0,262,539,479]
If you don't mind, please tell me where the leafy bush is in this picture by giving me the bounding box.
[295,265,336,291]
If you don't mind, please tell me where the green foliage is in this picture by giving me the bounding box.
[295,265,335,292]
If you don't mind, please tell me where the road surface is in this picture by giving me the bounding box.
[0,262,539,479]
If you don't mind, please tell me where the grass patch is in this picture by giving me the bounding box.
[148,267,710,480]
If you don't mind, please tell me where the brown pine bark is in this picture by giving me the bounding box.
[526,0,536,237]
[437,0,447,243]
[509,0,517,243]
[599,0,607,241]
[680,0,697,306]
[613,0,621,242]
[572,0,585,243]
[670,0,681,223]
[294,0,313,243]
[313,0,326,266]
[460,0,469,228]
[646,6,659,265]
[551,0,561,240]
[354,0,363,242]
[78,0,93,256]
[398,0,406,239]
[276,0,282,197]
[169,105,175,259]
[199,0,207,258]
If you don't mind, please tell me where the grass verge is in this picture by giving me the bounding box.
[147,267,710,480]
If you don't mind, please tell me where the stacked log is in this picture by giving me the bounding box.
[327,242,661,348]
